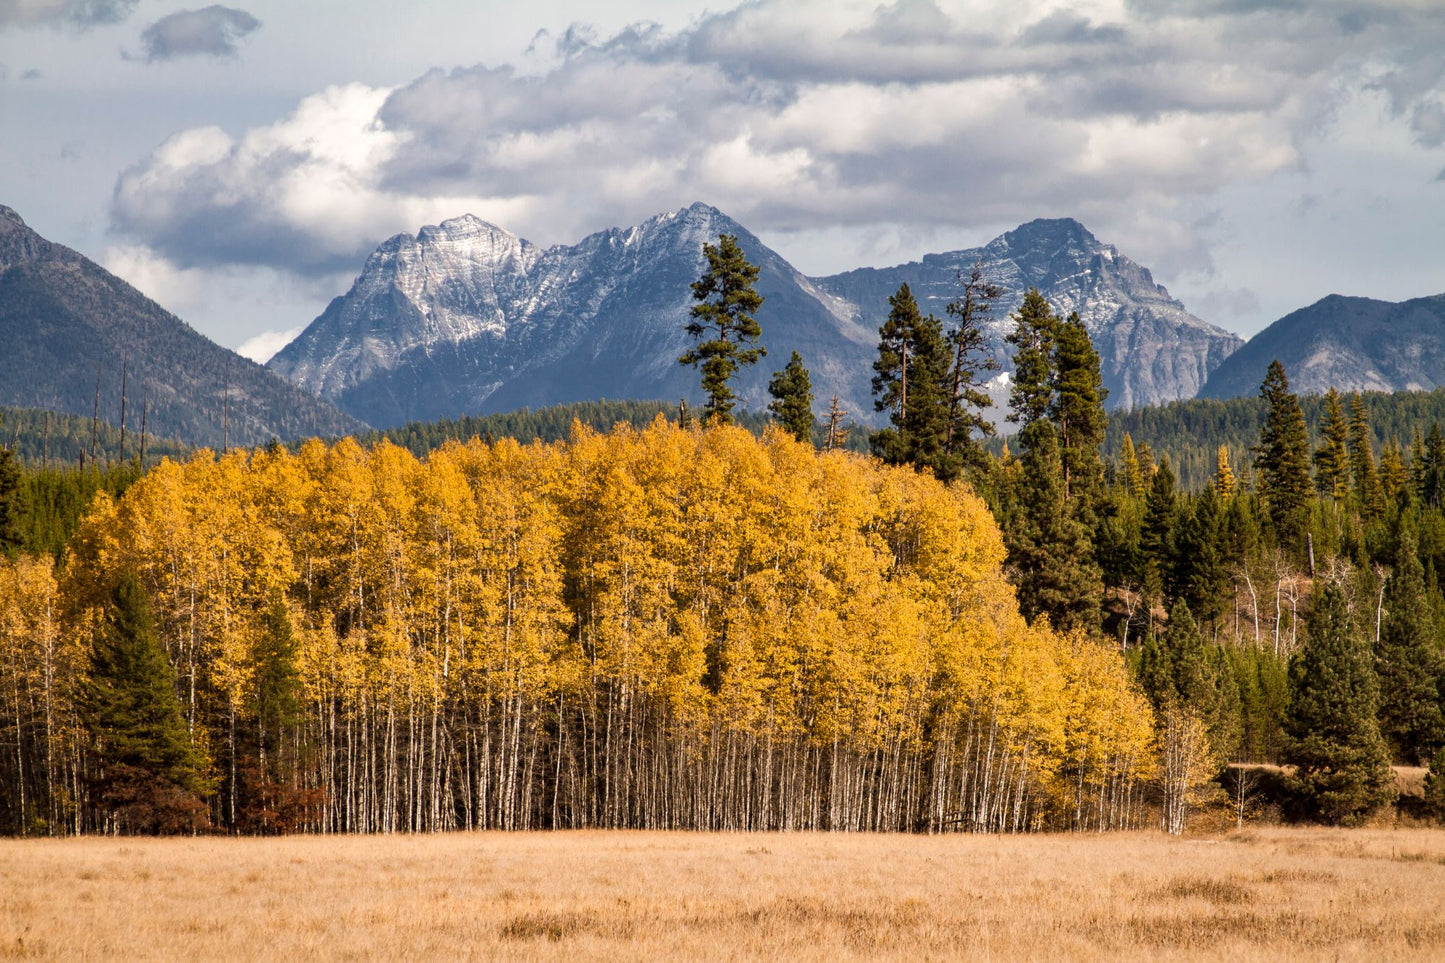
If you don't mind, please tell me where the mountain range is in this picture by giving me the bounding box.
[1199,293,1445,400]
[0,205,361,449]
[6,198,1443,451]
[267,204,1245,428]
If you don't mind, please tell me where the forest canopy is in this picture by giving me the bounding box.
[0,419,1152,835]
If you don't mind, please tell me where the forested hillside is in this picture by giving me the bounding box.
[1103,387,1445,490]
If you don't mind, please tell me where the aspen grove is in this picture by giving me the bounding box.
[0,419,1154,835]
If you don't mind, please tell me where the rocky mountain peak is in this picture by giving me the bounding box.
[0,206,25,229]
[269,204,1243,426]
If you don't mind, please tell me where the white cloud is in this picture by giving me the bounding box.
[0,0,135,28]
[236,327,303,363]
[105,0,1445,297]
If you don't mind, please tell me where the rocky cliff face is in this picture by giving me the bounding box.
[815,218,1243,411]
[0,205,363,447]
[1199,293,1445,400]
[269,203,880,428]
[270,206,1243,428]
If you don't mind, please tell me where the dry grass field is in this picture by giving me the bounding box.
[3,827,1445,961]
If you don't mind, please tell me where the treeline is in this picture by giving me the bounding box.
[358,399,869,457]
[1104,387,1445,490]
[0,421,1153,836]
[0,404,188,469]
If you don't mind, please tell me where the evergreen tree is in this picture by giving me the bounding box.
[942,261,1002,475]
[1120,433,1144,495]
[0,447,20,555]
[679,234,765,423]
[1006,419,1101,633]
[1375,523,1445,765]
[1175,484,1228,630]
[1139,459,1177,604]
[1254,361,1313,548]
[870,284,952,478]
[1052,312,1108,510]
[83,574,211,833]
[1347,395,1383,515]
[766,351,815,444]
[1313,388,1349,500]
[1214,445,1237,498]
[1421,424,1445,509]
[1005,289,1059,428]
[1285,583,1397,825]
[1380,438,1408,506]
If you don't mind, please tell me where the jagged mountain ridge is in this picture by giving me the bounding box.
[815,218,1243,410]
[269,204,879,429]
[0,205,363,448]
[269,204,1243,428]
[1199,293,1445,400]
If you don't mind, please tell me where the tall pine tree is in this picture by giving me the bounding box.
[1285,583,1396,825]
[767,351,815,444]
[1313,388,1349,500]
[1375,522,1445,765]
[870,283,952,478]
[83,574,211,834]
[679,234,765,424]
[1254,360,1313,549]
[942,261,1002,476]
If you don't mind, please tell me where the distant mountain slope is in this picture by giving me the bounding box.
[269,205,1242,428]
[814,218,1243,410]
[269,204,878,429]
[0,205,364,448]
[1199,293,1445,400]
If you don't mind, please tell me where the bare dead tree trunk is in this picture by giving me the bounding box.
[119,357,128,463]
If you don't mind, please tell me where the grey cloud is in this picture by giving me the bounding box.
[21,67,41,79]
[1413,102,1445,147]
[1018,11,1127,46]
[1196,286,1262,320]
[139,5,259,62]
[110,0,1445,280]
[0,0,135,28]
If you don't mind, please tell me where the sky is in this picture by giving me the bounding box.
[2,0,1444,364]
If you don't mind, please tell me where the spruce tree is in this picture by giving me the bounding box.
[1253,361,1313,549]
[1119,433,1144,495]
[1214,445,1237,498]
[1420,424,1445,508]
[1175,484,1228,630]
[767,351,815,444]
[1052,312,1108,510]
[1313,388,1349,500]
[0,446,21,555]
[1005,289,1059,428]
[83,574,211,834]
[679,234,765,423]
[1347,395,1383,515]
[870,283,952,478]
[1285,583,1397,825]
[1139,459,1177,605]
[1002,290,1104,633]
[1006,418,1101,633]
[1376,523,1445,765]
[942,261,1002,475]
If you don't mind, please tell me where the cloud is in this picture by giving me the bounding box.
[137,5,259,62]
[109,0,1445,282]
[235,327,303,363]
[0,0,136,28]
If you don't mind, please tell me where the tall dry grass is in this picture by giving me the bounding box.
[3,828,1445,960]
